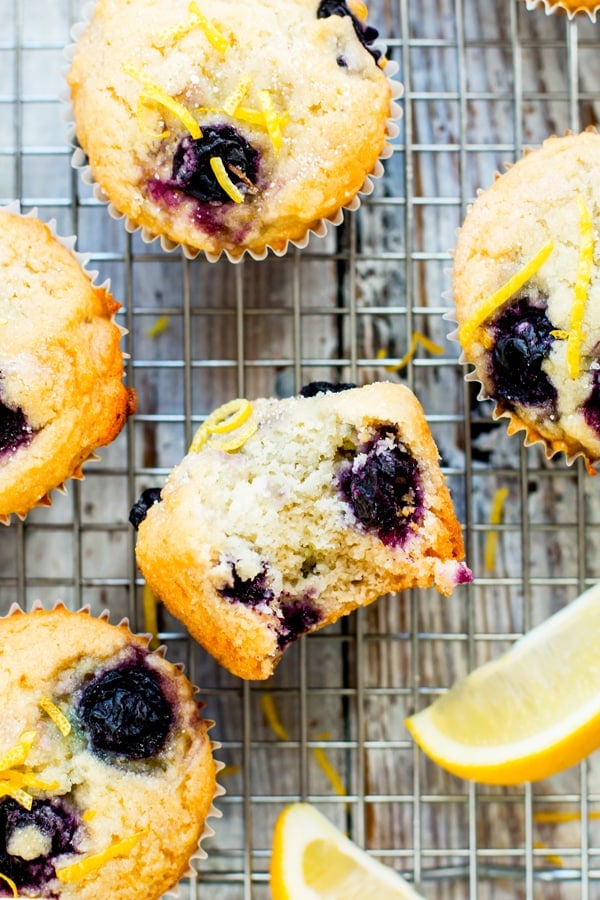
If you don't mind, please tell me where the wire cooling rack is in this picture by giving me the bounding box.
[2,0,600,897]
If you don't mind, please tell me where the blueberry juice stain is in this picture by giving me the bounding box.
[0,798,80,896]
[0,396,33,457]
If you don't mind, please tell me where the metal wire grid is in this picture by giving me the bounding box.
[2,0,600,898]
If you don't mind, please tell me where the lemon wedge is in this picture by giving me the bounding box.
[269,802,424,899]
[405,582,600,785]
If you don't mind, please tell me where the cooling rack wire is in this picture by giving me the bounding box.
[2,0,600,897]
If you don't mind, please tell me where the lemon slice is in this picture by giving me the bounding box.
[270,802,424,899]
[405,582,600,785]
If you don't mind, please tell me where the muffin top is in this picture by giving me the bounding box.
[67,0,395,259]
[0,606,219,899]
[452,130,600,467]
[0,210,136,521]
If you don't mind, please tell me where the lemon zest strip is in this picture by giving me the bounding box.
[222,76,252,116]
[136,97,170,140]
[208,420,258,452]
[188,1,229,53]
[190,399,256,453]
[0,872,17,898]
[533,841,563,867]
[56,830,148,884]
[258,90,284,153]
[39,696,71,737]
[458,241,554,348]
[0,732,36,772]
[377,332,444,372]
[567,194,594,380]
[260,694,289,741]
[484,487,509,573]
[143,582,160,651]
[147,315,170,339]
[551,329,569,340]
[209,157,244,203]
[534,810,600,824]
[82,809,97,823]
[1,788,33,810]
[313,731,347,797]
[123,65,201,140]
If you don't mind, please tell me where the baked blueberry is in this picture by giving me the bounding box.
[299,381,357,397]
[584,367,600,436]
[77,662,173,760]
[490,298,557,408]
[219,563,274,608]
[0,798,80,895]
[337,426,423,546]
[170,126,259,204]
[0,397,33,457]
[277,597,321,649]
[129,487,162,530]
[317,0,382,62]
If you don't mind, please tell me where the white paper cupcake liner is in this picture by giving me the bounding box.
[62,3,403,264]
[0,203,132,525]
[2,600,225,897]
[524,0,599,20]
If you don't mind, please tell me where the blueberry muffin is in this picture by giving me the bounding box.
[131,382,471,681]
[66,0,397,260]
[0,605,219,899]
[0,209,136,522]
[452,130,600,470]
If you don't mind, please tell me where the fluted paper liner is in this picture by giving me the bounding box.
[62,2,403,263]
[0,202,134,524]
[1,600,224,898]
[524,0,600,21]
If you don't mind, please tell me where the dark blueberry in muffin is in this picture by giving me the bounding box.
[219,563,274,608]
[299,381,357,397]
[490,299,557,408]
[77,662,173,760]
[277,597,322,649]
[0,797,80,895]
[317,0,382,63]
[129,487,162,530]
[583,367,600,436]
[337,426,423,547]
[170,126,259,204]
[0,398,33,457]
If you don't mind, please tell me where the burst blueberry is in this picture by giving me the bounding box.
[337,426,423,546]
[490,298,556,408]
[129,487,162,530]
[583,367,600,436]
[0,398,33,457]
[277,598,321,649]
[299,381,357,397]
[219,563,274,608]
[77,662,173,760]
[169,126,259,204]
[0,798,80,895]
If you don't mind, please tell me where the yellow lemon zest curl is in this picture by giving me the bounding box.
[123,64,201,140]
[377,331,444,372]
[484,487,509,573]
[38,696,71,737]
[56,830,148,884]
[189,0,229,53]
[190,399,257,453]
[458,242,554,348]
[210,157,244,203]
[0,872,17,898]
[0,732,59,810]
[567,193,594,380]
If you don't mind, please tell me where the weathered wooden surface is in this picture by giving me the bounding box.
[0,1,600,897]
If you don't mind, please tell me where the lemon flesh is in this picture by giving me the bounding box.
[405,582,600,784]
[270,802,423,899]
